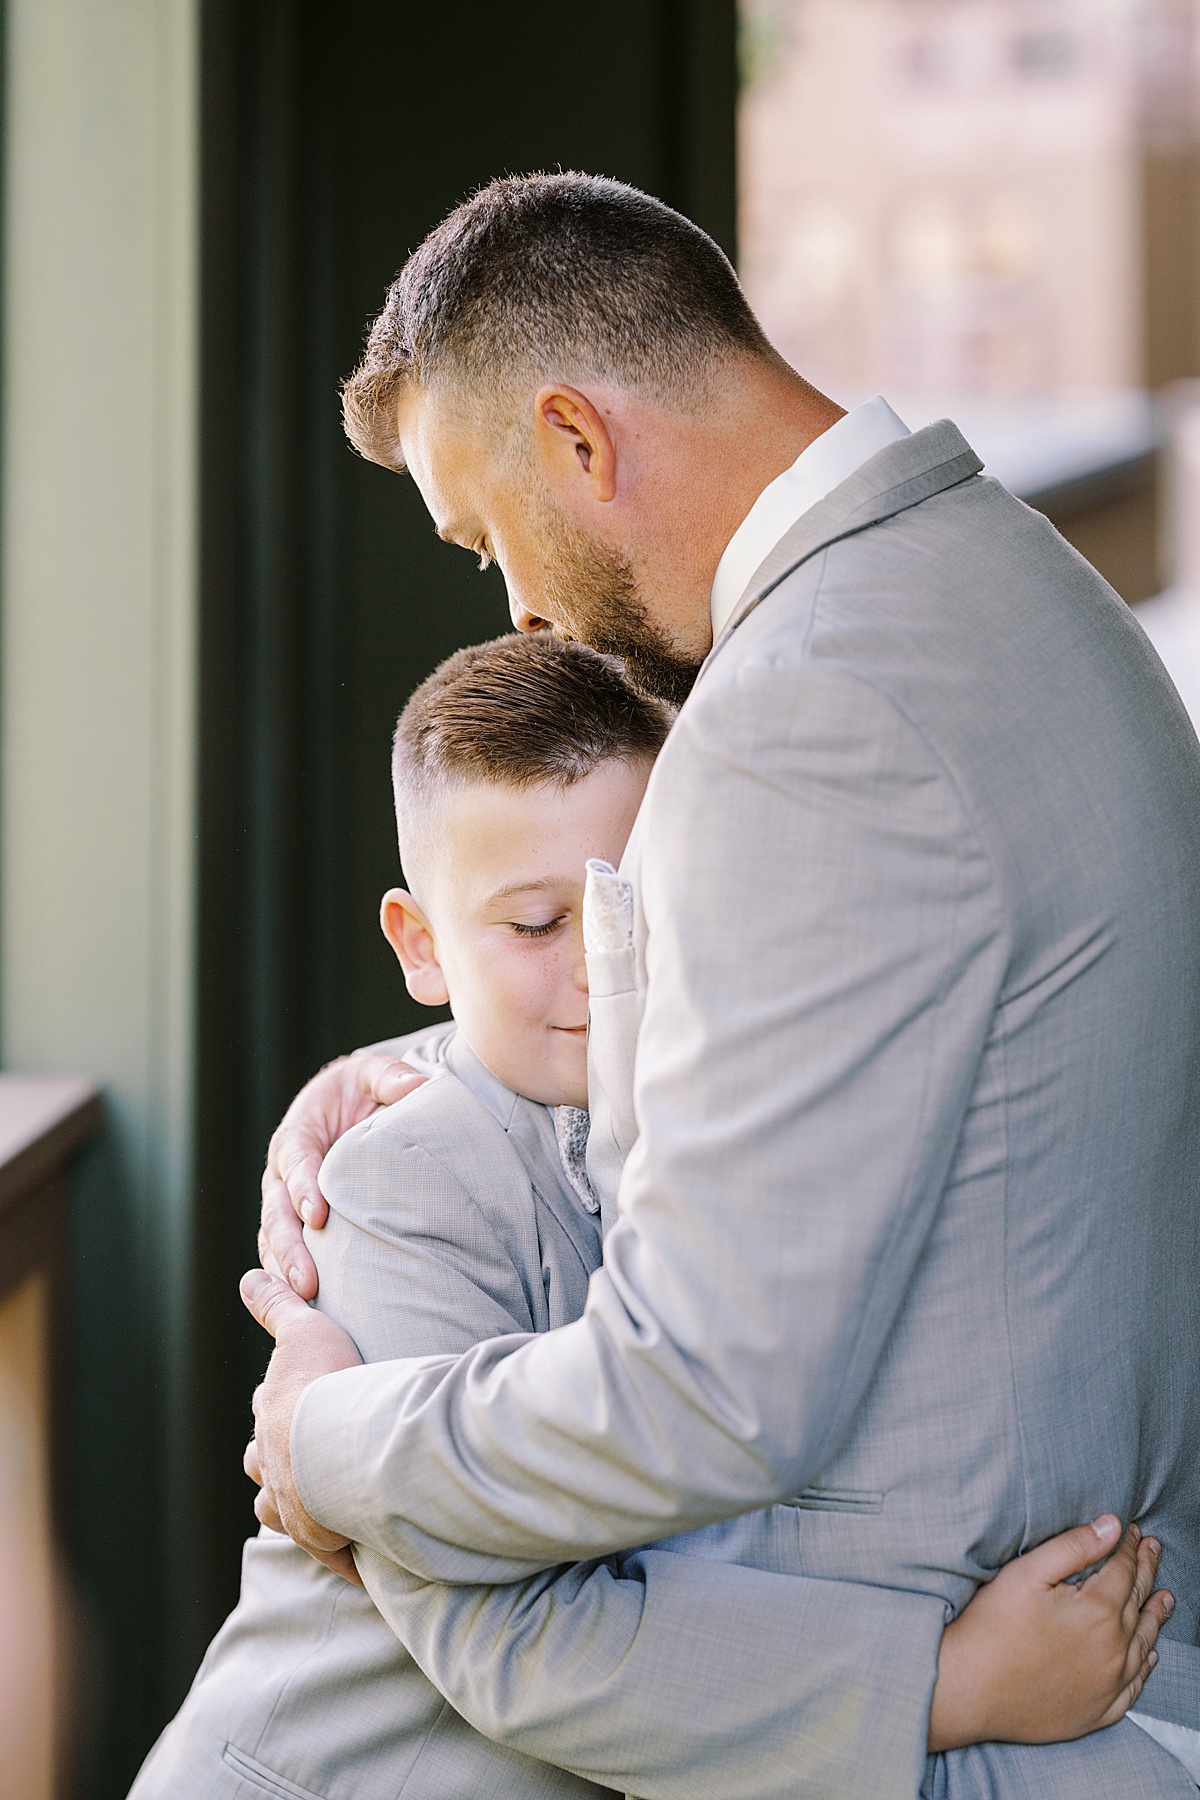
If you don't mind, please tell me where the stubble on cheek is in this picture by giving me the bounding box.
[533,495,702,707]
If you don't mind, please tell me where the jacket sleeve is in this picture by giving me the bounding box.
[293,658,1005,1569]
[355,1543,943,1800]
[311,1090,945,1800]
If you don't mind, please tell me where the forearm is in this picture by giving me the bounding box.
[356,1542,944,1800]
[290,1277,790,1580]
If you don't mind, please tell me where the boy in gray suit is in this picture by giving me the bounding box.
[132,635,1168,1800]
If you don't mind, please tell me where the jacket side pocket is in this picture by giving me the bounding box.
[786,1487,885,1515]
[222,1744,328,1800]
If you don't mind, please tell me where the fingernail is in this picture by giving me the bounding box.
[1147,1538,1162,1558]
[240,1269,270,1301]
[299,1200,312,1225]
[1131,1522,1142,1543]
[1149,1649,1159,1667]
[1164,1593,1174,1615]
[1092,1514,1121,1542]
[288,1266,304,1292]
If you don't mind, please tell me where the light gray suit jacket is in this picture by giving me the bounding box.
[128,1026,946,1800]
[292,422,1200,1797]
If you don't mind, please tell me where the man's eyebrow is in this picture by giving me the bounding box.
[484,876,564,907]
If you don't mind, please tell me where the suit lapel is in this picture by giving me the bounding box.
[509,1096,603,1275]
[705,418,984,670]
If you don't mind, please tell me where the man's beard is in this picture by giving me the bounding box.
[534,496,703,707]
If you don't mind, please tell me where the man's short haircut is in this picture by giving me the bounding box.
[393,633,672,836]
[343,172,776,466]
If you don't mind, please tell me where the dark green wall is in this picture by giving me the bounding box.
[80,3,735,1797]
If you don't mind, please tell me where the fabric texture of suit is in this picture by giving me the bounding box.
[293,421,1200,1796]
[128,1026,944,1800]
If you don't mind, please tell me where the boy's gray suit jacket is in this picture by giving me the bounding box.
[127,1029,948,1800]
[292,422,1200,1797]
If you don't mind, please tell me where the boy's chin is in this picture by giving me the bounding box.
[525,1038,588,1111]
[534,1077,589,1111]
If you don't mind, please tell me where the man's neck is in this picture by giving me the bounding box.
[711,362,845,523]
[644,361,844,658]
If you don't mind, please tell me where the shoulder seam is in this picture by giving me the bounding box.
[324,1075,532,1260]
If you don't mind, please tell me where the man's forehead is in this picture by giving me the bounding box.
[396,383,491,535]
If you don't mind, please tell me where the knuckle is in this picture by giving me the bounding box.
[276,1149,302,1185]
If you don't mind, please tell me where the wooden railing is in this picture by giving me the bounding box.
[0,1075,101,1800]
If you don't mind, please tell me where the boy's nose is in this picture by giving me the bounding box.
[572,948,589,993]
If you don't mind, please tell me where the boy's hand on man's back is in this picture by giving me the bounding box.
[260,1050,426,1299]
[928,1516,1171,1751]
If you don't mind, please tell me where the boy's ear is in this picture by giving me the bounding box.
[380,888,450,1007]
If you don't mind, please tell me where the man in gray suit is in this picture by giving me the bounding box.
[134,637,1157,1800]
[251,174,1200,1792]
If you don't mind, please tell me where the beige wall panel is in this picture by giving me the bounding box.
[0,2,197,1300]
[1,0,197,1150]
[0,0,200,1720]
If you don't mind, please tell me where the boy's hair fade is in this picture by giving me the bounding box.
[342,171,775,467]
[393,633,672,820]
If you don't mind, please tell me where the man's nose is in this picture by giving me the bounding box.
[509,595,551,634]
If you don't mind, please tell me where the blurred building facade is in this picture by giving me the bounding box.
[740,0,1200,399]
[737,0,1200,606]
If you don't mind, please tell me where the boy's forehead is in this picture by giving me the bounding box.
[441,777,578,870]
[431,767,640,900]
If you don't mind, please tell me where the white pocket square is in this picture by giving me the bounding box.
[583,859,634,955]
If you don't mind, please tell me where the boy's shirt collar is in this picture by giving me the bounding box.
[443,1026,522,1130]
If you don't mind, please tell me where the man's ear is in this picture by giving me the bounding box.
[380,888,450,1007]
[532,385,617,502]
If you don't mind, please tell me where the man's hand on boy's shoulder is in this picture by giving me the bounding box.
[240,1268,366,1583]
[260,1049,427,1300]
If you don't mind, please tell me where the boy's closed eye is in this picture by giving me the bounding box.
[383,758,651,1108]
[510,917,568,938]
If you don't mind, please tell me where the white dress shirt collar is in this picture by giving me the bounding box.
[710,395,911,641]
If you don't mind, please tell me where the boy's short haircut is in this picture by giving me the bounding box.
[393,634,673,829]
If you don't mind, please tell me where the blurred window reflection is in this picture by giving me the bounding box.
[739,0,1200,402]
